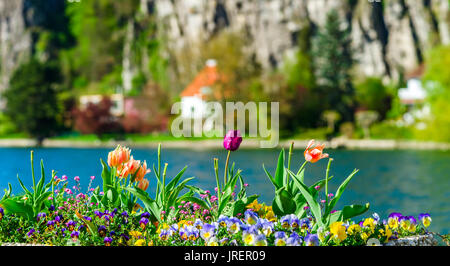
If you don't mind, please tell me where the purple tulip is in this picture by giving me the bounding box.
[223,130,243,151]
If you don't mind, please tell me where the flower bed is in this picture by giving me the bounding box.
[0,132,442,246]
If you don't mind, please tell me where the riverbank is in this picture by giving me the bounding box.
[0,138,449,150]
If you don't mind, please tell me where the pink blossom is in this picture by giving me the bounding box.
[90,176,95,180]
[74,176,80,182]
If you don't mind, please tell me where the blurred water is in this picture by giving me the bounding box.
[0,147,448,234]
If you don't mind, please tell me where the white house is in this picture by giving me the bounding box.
[398,64,427,105]
[180,59,220,119]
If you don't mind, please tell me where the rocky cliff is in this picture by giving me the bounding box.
[1,0,449,94]
[151,0,450,82]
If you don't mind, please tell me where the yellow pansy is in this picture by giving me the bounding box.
[129,231,143,239]
[329,222,347,242]
[134,239,146,246]
[347,224,361,235]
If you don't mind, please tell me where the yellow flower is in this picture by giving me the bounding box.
[264,210,277,222]
[148,240,154,246]
[361,232,369,241]
[134,239,146,246]
[347,224,361,235]
[363,218,376,233]
[157,223,170,234]
[329,222,347,242]
[129,231,142,239]
[246,199,262,212]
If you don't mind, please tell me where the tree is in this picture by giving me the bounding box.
[3,59,63,144]
[312,9,356,124]
[73,97,123,138]
[355,77,392,120]
[420,45,450,142]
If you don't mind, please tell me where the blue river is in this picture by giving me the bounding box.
[0,147,448,234]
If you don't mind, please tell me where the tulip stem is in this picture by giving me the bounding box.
[224,150,231,186]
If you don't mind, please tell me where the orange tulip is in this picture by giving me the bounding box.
[107,145,131,167]
[118,156,140,178]
[135,161,150,182]
[137,178,149,191]
[304,139,329,163]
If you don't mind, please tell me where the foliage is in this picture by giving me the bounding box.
[355,77,393,120]
[263,143,369,227]
[421,45,450,142]
[0,151,54,220]
[3,59,64,143]
[73,97,123,138]
[125,144,198,223]
[312,9,356,123]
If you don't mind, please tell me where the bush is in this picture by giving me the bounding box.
[2,59,63,143]
[73,97,123,138]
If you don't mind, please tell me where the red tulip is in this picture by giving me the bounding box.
[304,139,329,163]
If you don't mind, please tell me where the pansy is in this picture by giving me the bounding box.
[218,215,230,227]
[98,225,107,237]
[71,231,79,240]
[226,217,241,234]
[274,231,287,246]
[347,224,361,235]
[286,232,302,246]
[304,234,320,246]
[244,210,259,225]
[67,220,76,231]
[139,217,149,230]
[330,221,347,242]
[254,234,268,246]
[207,236,219,246]
[46,220,55,230]
[0,207,3,221]
[299,218,311,231]
[159,229,170,241]
[387,212,402,229]
[104,237,113,246]
[260,219,274,236]
[27,228,36,238]
[280,215,291,229]
[242,231,256,245]
[418,213,432,228]
[194,219,204,230]
[37,212,46,222]
[200,223,216,241]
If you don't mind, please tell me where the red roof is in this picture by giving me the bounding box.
[181,64,221,99]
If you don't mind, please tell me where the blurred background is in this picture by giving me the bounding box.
[0,0,449,233]
[0,0,449,143]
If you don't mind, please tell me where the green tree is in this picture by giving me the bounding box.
[421,45,450,142]
[3,59,63,144]
[312,9,355,124]
[355,77,392,119]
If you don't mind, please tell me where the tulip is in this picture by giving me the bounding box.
[137,178,149,191]
[107,145,131,167]
[223,130,242,151]
[222,130,243,185]
[304,139,329,163]
[135,161,150,182]
[118,156,140,178]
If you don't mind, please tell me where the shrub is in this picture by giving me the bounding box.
[2,59,63,144]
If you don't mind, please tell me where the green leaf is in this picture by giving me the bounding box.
[341,203,370,220]
[100,159,112,189]
[262,164,277,188]
[273,187,296,216]
[326,169,359,216]
[288,169,324,227]
[16,175,32,196]
[165,166,188,192]
[1,198,34,220]
[274,149,285,188]
[125,187,161,222]
[36,160,46,195]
